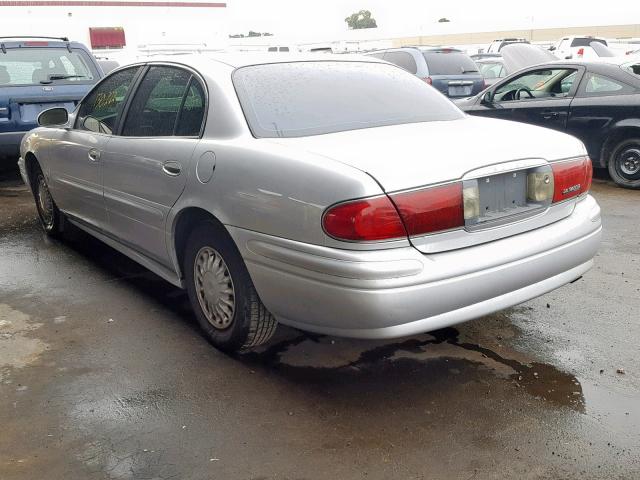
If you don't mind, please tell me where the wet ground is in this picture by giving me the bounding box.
[0,170,638,479]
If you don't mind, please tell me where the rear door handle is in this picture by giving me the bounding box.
[88,148,100,162]
[541,111,560,120]
[162,161,182,176]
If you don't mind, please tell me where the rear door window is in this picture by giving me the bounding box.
[423,52,478,75]
[0,47,98,86]
[76,66,140,134]
[175,80,206,136]
[382,51,417,74]
[122,66,205,137]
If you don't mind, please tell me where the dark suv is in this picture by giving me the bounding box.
[366,47,485,98]
[0,37,102,167]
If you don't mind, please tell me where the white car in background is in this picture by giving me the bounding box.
[551,36,608,59]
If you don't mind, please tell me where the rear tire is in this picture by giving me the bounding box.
[184,222,278,352]
[32,164,63,236]
[607,138,640,189]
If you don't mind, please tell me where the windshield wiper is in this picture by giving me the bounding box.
[461,69,479,74]
[40,74,87,84]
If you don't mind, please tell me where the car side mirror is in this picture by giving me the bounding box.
[481,90,494,104]
[549,46,556,51]
[38,107,69,127]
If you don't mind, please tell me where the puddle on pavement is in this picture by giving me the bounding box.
[239,325,585,412]
[0,303,48,382]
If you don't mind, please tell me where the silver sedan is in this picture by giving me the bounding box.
[19,54,602,351]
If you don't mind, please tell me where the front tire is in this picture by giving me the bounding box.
[184,222,278,352]
[32,165,63,236]
[607,138,640,189]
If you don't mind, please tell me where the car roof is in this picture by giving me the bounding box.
[132,52,387,71]
[0,37,87,50]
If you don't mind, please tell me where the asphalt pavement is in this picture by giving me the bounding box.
[0,170,638,479]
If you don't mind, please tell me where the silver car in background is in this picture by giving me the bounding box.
[19,54,602,352]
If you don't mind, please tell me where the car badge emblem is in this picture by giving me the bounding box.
[43,86,53,92]
[562,184,581,195]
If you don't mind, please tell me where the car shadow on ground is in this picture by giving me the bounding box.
[43,218,585,415]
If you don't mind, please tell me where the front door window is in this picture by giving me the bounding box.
[494,68,578,102]
[76,66,140,134]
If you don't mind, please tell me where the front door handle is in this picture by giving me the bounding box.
[88,148,100,162]
[541,111,560,120]
[162,161,182,176]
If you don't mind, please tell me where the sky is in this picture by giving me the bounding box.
[225,0,640,40]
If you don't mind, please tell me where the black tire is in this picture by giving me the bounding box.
[32,164,64,236]
[607,137,640,189]
[184,222,277,352]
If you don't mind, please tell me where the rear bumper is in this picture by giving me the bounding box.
[0,131,28,159]
[17,157,29,185]
[228,195,602,339]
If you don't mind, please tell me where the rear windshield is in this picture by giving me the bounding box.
[570,38,607,47]
[233,61,464,138]
[422,52,479,75]
[0,47,97,86]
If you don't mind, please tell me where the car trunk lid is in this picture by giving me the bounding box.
[268,116,588,252]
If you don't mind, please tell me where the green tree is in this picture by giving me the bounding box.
[345,10,377,29]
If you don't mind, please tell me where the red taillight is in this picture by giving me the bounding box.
[323,196,406,241]
[391,183,464,236]
[323,183,464,241]
[551,157,592,203]
[24,41,49,46]
[423,76,432,85]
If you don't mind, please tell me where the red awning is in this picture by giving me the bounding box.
[89,27,126,49]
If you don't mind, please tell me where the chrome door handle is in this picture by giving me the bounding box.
[541,111,560,120]
[162,161,182,176]
[88,148,100,162]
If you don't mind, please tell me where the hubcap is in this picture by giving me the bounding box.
[618,147,640,177]
[193,246,235,330]
[37,176,54,229]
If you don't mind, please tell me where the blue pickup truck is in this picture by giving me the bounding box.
[0,36,103,168]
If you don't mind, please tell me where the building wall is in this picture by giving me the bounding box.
[392,24,640,47]
[0,1,228,51]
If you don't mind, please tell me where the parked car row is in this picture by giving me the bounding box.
[364,46,485,98]
[361,41,640,188]
[456,45,640,189]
